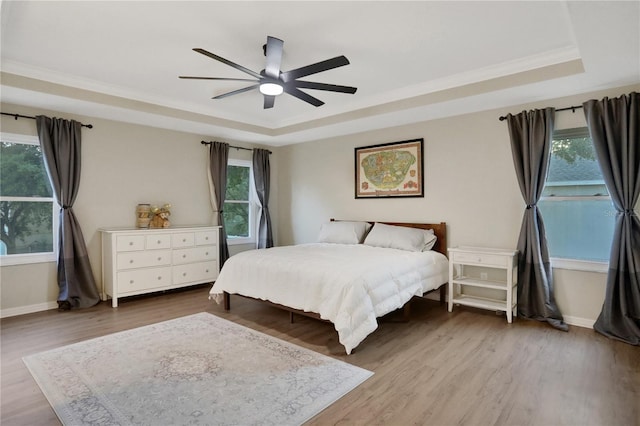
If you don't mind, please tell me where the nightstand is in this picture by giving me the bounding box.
[448,246,518,323]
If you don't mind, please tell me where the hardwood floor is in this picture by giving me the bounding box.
[2,285,638,426]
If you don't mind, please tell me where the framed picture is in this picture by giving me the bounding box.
[355,138,424,198]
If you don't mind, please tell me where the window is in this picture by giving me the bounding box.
[538,127,615,270]
[0,133,58,265]
[223,159,256,245]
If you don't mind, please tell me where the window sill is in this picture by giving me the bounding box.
[226,238,255,246]
[1,253,56,266]
[550,257,608,273]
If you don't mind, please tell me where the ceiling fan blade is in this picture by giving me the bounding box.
[281,56,350,82]
[264,36,284,79]
[283,86,324,107]
[292,80,357,94]
[179,76,258,82]
[212,84,259,99]
[263,95,276,109]
[193,48,262,79]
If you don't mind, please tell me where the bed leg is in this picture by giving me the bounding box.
[403,301,411,321]
[289,312,295,323]
[223,292,230,311]
[439,285,446,306]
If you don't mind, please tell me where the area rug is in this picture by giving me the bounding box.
[23,312,373,425]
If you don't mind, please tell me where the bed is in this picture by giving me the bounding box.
[209,220,448,354]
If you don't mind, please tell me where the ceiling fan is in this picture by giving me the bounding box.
[179,36,357,109]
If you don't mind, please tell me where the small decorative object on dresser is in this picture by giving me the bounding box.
[135,204,151,228]
[100,226,220,307]
[149,203,172,228]
[448,246,518,323]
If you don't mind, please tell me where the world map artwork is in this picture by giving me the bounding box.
[360,150,417,190]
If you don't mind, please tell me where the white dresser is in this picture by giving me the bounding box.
[100,226,220,307]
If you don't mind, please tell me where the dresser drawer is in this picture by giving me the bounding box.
[173,261,218,285]
[451,251,508,267]
[195,230,217,246]
[117,267,172,293]
[172,233,195,248]
[117,250,171,270]
[172,246,217,265]
[145,234,171,250]
[116,235,145,252]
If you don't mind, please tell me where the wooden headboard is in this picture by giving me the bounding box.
[330,219,448,257]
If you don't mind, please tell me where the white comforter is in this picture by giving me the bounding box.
[209,243,448,354]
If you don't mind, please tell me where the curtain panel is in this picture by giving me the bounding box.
[36,116,100,309]
[208,142,230,267]
[506,108,568,331]
[584,92,640,345]
[252,148,273,249]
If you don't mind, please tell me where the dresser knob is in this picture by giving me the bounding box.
[129,242,133,246]
[183,272,187,277]
[157,276,162,280]
[129,280,134,284]
[205,269,209,273]
[129,260,134,264]
[157,257,162,261]
[183,254,186,258]
[205,252,209,256]
[157,240,161,244]
[182,238,186,242]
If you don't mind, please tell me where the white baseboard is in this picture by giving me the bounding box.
[422,292,595,329]
[562,315,595,329]
[0,301,58,318]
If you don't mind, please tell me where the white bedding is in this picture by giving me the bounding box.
[209,243,448,354]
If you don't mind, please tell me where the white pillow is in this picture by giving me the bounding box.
[363,222,437,252]
[317,221,372,245]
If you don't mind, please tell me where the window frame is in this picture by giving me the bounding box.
[0,133,59,266]
[224,159,257,246]
[541,127,611,273]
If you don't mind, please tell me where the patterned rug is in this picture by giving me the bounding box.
[23,312,373,425]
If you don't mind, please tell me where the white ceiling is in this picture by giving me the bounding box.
[1,1,638,146]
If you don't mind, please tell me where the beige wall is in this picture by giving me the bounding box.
[277,84,639,327]
[0,103,278,315]
[2,84,638,325]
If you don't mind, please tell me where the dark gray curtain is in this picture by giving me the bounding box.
[208,142,230,267]
[584,92,640,345]
[252,148,273,249]
[507,108,568,331]
[36,116,100,310]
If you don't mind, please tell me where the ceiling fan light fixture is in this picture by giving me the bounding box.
[259,82,283,96]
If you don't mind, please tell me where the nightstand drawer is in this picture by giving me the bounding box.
[451,251,508,267]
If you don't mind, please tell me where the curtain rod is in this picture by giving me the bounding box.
[201,140,271,154]
[498,105,583,121]
[1,112,94,128]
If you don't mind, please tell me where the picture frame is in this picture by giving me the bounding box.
[354,138,424,198]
